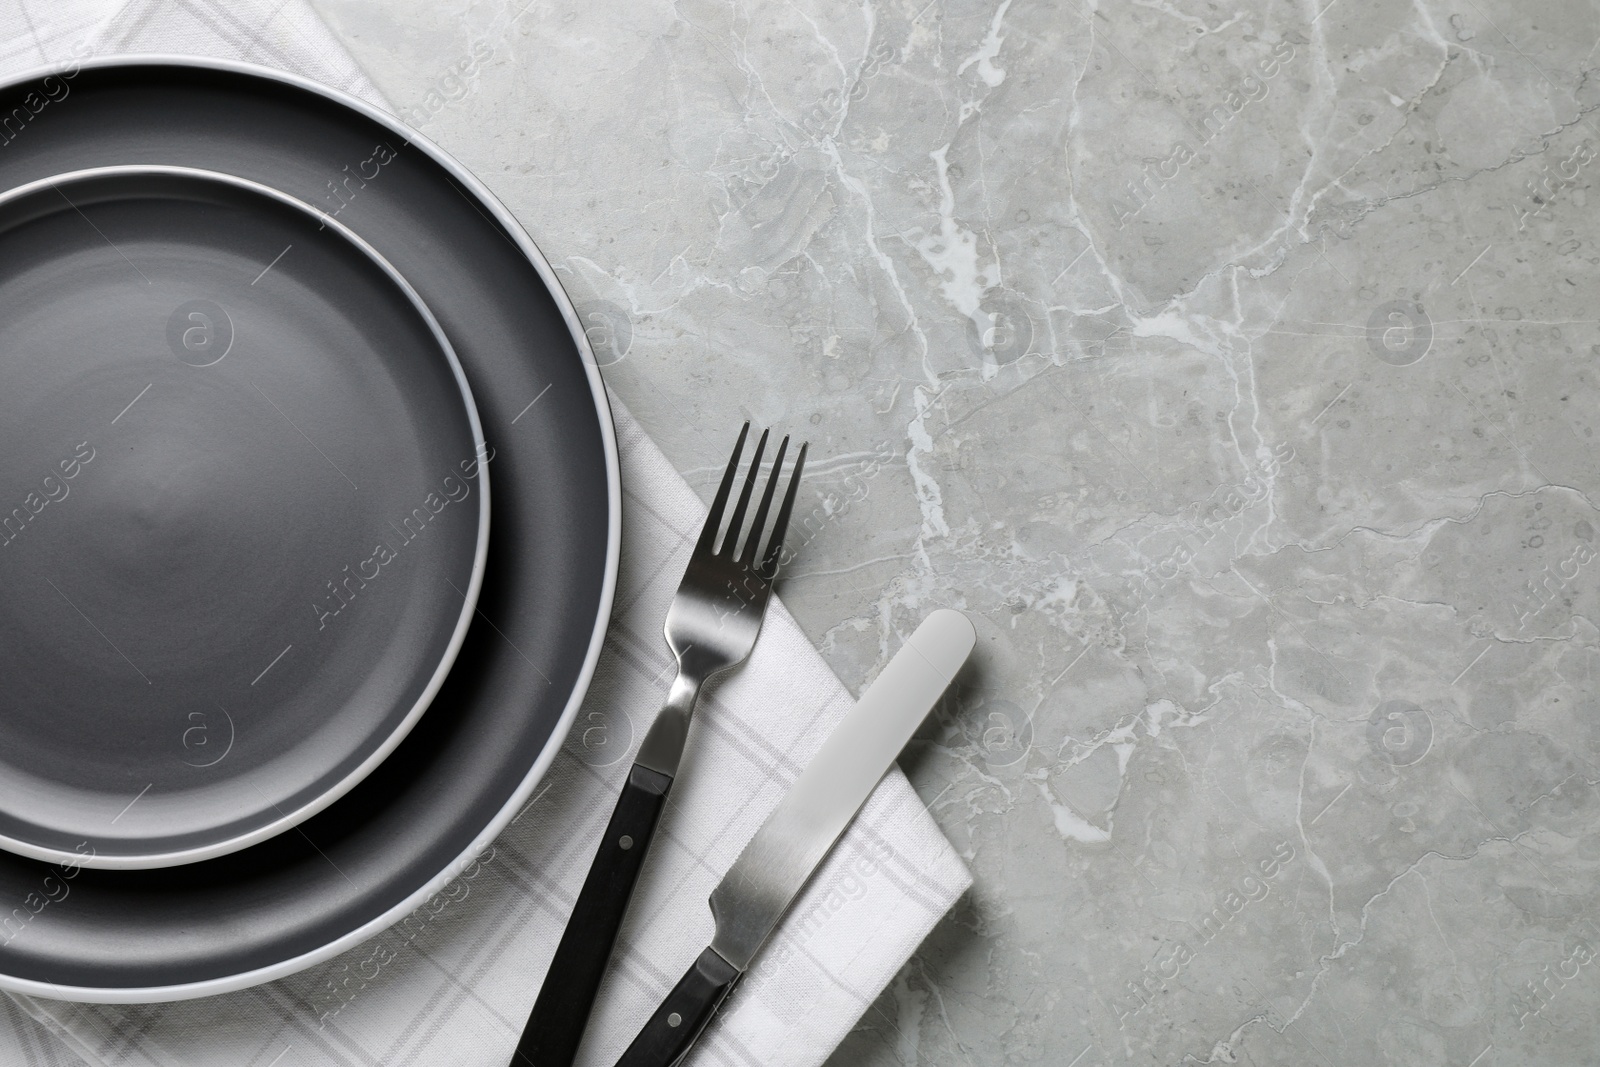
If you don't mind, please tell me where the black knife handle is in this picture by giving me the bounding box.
[514,763,673,1067]
[613,947,741,1067]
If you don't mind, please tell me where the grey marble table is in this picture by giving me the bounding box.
[313,0,1600,1063]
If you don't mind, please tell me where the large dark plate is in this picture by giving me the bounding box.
[0,57,618,999]
[0,164,490,871]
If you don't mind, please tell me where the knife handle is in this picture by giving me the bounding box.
[613,947,741,1067]
[515,763,673,1067]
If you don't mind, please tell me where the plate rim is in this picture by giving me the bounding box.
[0,54,622,1002]
[0,162,494,872]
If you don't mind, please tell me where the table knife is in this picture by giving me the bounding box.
[611,608,976,1067]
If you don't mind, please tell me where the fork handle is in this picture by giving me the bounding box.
[514,763,672,1067]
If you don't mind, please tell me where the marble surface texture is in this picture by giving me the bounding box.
[313,0,1600,1063]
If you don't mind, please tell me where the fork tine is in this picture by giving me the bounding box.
[740,435,789,567]
[759,441,807,578]
[696,422,749,555]
[719,427,768,556]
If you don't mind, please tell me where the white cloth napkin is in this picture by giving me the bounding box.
[0,2,972,1065]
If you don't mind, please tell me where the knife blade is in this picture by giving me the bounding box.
[612,608,976,1067]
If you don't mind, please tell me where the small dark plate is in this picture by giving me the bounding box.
[0,57,618,1001]
[0,165,490,869]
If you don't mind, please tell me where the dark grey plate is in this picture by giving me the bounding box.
[0,58,618,999]
[0,164,489,871]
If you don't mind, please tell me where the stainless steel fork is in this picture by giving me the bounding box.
[515,423,806,1067]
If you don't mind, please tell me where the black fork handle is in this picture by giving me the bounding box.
[514,763,672,1067]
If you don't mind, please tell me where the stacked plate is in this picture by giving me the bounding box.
[0,58,618,1000]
